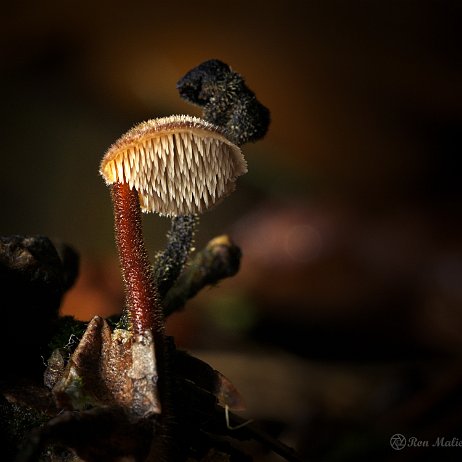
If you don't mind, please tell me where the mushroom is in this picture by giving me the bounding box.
[101,114,247,217]
[100,114,246,336]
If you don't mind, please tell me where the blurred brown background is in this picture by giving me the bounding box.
[1,1,462,460]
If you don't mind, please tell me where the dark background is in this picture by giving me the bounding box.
[1,1,462,460]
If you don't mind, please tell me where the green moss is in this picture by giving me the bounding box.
[47,316,87,356]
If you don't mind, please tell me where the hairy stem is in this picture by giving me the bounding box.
[110,182,174,459]
[110,182,162,337]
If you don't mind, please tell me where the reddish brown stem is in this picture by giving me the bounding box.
[110,182,163,336]
[111,182,175,459]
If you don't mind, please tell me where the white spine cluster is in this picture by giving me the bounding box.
[100,115,247,217]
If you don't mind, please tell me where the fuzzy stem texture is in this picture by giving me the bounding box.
[110,182,175,459]
[110,182,163,337]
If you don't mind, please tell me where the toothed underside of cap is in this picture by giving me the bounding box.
[100,115,247,217]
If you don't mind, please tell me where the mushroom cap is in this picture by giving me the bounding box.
[100,115,247,217]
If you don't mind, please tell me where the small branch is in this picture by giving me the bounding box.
[153,214,198,298]
[226,411,305,462]
[163,235,241,317]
